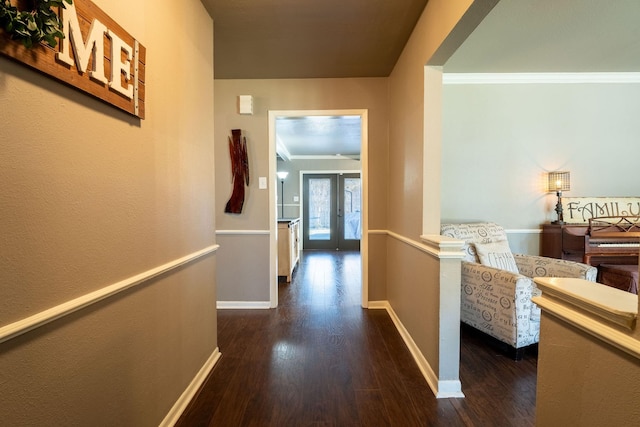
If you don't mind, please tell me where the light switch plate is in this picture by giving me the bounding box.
[259,176,267,189]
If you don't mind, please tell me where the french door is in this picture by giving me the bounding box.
[302,173,361,251]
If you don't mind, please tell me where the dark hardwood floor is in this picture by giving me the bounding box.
[177,250,537,426]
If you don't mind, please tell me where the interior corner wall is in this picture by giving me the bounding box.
[385,0,477,387]
[214,78,388,303]
[441,82,640,254]
[0,1,217,424]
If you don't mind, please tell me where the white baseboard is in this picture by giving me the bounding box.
[367,300,388,310]
[216,301,271,309]
[369,301,464,398]
[160,347,222,427]
[437,380,464,398]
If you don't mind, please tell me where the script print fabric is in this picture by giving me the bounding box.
[514,254,597,281]
[461,262,539,348]
[441,222,509,263]
[475,240,520,273]
[442,222,598,350]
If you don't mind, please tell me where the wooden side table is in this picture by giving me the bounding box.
[540,223,588,262]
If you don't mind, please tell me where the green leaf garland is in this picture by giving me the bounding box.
[0,0,73,48]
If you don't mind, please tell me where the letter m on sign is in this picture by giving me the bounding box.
[0,0,145,118]
[56,2,109,84]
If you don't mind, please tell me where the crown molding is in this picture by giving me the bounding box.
[443,72,640,85]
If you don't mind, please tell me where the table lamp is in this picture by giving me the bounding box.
[547,171,570,224]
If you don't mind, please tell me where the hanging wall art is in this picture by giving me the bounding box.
[224,129,249,214]
[0,0,146,119]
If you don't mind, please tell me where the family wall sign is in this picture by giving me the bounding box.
[563,197,640,224]
[0,0,146,119]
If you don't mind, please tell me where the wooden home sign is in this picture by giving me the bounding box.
[0,0,146,119]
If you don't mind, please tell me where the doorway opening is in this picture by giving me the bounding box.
[268,109,369,308]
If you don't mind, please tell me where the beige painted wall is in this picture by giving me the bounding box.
[0,0,217,424]
[385,0,494,387]
[214,78,388,302]
[386,239,441,365]
[367,233,388,302]
[536,313,640,426]
[216,234,270,303]
[215,78,388,230]
[388,0,477,238]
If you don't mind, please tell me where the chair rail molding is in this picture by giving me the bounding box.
[533,277,640,359]
[368,229,465,259]
[0,244,220,344]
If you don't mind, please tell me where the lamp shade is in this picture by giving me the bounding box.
[547,171,570,192]
[277,171,289,180]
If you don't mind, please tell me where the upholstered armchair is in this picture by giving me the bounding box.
[441,222,597,359]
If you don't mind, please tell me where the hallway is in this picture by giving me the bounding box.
[177,250,537,426]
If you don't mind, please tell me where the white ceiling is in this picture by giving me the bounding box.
[275,116,361,160]
[204,0,640,157]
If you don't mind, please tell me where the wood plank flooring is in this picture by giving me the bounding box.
[177,250,537,426]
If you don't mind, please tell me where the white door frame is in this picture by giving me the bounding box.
[268,109,369,308]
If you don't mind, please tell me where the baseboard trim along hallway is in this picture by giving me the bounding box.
[160,348,222,427]
[216,301,271,309]
[368,300,464,398]
[176,250,537,425]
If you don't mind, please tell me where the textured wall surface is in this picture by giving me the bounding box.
[385,0,480,392]
[0,0,217,424]
[537,313,640,426]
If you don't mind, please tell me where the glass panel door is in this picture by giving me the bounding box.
[308,177,331,241]
[303,174,337,249]
[303,173,361,251]
[338,174,361,250]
